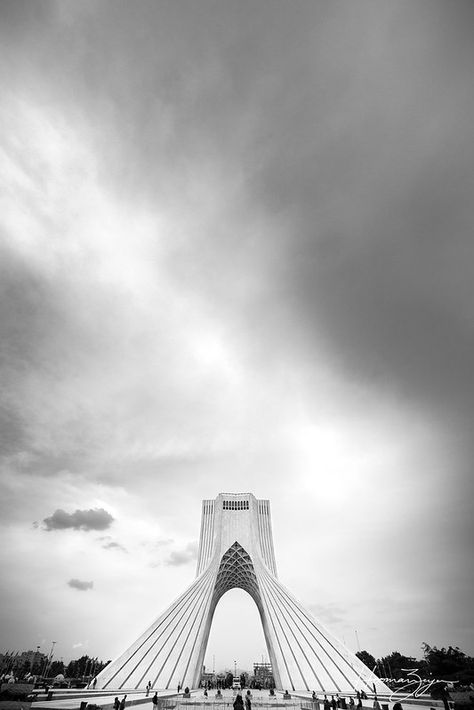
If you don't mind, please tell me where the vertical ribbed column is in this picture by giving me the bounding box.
[265,501,277,575]
[196,499,215,576]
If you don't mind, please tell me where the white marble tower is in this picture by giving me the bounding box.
[95,492,388,695]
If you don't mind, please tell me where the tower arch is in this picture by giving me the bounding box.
[96,493,388,694]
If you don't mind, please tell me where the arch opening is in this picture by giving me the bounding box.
[205,587,269,673]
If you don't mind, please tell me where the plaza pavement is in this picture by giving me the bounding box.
[31,687,445,710]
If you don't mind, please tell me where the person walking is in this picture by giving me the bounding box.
[245,690,252,710]
[152,692,158,710]
[233,693,244,710]
[331,696,337,710]
[324,696,330,710]
[114,697,120,710]
[120,695,127,710]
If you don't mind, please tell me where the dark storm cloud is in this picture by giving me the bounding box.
[43,508,114,532]
[36,0,473,442]
[4,1,473,435]
[98,0,474,468]
[250,2,474,429]
[68,579,94,591]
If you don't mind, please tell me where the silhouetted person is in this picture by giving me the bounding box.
[114,698,120,710]
[120,695,127,710]
[331,696,337,710]
[234,694,244,710]
[93,679,97,690]
[152,693,158,709]
[373,697,380,710]
[392,704,403,710]
[324,696,330,710]
[245,690,252,710]
[349,698,355,709]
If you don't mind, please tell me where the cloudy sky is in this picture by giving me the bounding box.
[1,0,473,673]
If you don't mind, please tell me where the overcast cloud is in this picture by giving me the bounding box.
[0,0,473,671]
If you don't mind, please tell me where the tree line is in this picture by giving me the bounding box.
[356,643,474,684]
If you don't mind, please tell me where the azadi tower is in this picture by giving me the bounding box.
[96,493,388,694]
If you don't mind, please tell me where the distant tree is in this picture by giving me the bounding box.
[66,660,76,678]
[21,660,31,677]
[422,643,474,682]
[225,672,233,688]
[378,652,418,679]
[49,661,65,677]
[356,651,376,672]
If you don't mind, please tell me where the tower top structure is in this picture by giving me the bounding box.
[197,492,277,576]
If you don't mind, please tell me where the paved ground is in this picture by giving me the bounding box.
[32,688,177,710]
[31,687,444,710]
[32,688,306,710]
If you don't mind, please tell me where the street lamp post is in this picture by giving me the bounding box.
[45,641,56,679]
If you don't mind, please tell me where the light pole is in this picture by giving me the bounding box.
[234,660,237,678]
[45,641,56,678]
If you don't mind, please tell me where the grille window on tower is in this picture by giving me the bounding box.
[222,500,249,510]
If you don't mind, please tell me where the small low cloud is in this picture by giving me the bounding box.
[68,579,94,591]
[102,541,127,552]
[43,508,114,532]
[72,642,83,649]
[165,541,198,567]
